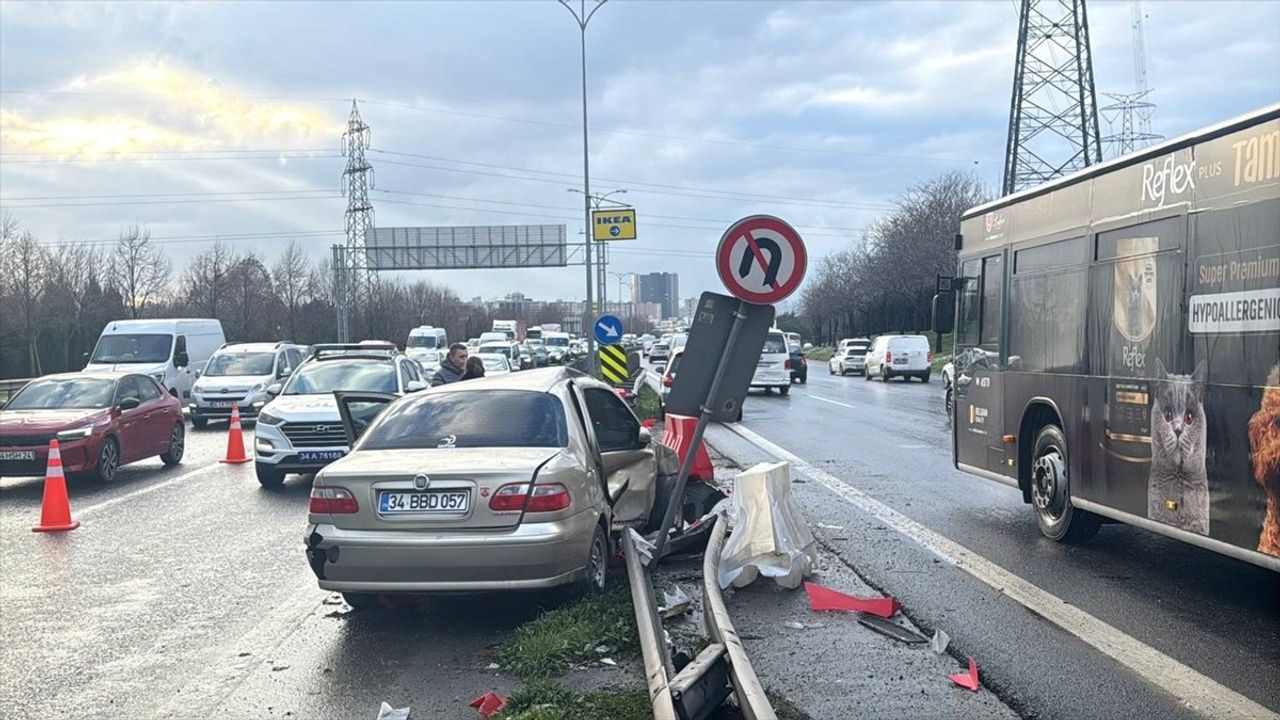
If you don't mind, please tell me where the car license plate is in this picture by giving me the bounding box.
[379,490,469,514]
[0,450,35,461]
[210,400,236,408]
[894,358,908,364]
[298,450,345,463]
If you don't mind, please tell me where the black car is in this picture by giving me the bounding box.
[788,346,807,384]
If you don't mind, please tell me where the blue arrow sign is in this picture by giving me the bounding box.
[594,314,623,345]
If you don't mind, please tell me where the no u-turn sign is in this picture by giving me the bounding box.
[716,215,807,305]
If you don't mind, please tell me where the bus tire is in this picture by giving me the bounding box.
[1030,425,1100,543]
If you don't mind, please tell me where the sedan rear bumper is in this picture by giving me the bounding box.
[306,510,599,592]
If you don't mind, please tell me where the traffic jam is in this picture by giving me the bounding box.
[3,3,1278,718]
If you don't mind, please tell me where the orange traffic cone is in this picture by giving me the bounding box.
[221,405,251,464]
[32,439,80,533]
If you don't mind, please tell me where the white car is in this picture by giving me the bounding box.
[475,352,512,376]
[408,348,443,376]
[649,342,671,365]
[750,330,791,395]
[253,343,428,487]
[478,342,520,369]
[189,342,307,427]
[864,334,932,383]
[827,345,867,376]
[942,361,955,414]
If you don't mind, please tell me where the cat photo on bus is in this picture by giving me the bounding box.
[1147,358,1210,535]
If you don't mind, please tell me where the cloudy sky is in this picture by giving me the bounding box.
[2,0,1278,308]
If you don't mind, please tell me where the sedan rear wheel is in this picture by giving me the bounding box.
[573,524,609,599]
[160,422,185,465]
[93,436,120,483]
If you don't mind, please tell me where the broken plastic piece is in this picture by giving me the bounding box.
[857,614,927,644]
[375,702,410,720]
[815,522,844,531]
[600,657,618,667]
[628,528,656,565]
[594,645,611,654]
[718,461,818,589]
[931,629,950,654]
[659,586,692,619]
[948,657,980,692]
[783,620,805,630]
[468,692,507,717]
[804,581,902,618]
[484,662,499,670]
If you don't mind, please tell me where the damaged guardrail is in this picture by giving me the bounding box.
[623,517,776,720]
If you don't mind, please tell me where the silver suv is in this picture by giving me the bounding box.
[189,342,307,427]
[253,343,427,487]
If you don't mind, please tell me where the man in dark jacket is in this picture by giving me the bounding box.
[431,343,469,386]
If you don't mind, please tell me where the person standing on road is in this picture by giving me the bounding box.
[462,356,486,380]
[431,343,469,386]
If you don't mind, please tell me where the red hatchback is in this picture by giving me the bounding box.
[0,372,185,482]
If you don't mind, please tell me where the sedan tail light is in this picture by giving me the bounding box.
[927,351,933,363]
[309,486,358,514]
[784,359,792,370]
[662,375,673,387]
[489,482,571,512]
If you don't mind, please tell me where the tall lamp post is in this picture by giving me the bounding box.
[569,187,627,317]
[560,0,608,375]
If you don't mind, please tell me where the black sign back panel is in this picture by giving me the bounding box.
[665,292,775,422]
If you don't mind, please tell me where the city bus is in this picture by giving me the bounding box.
[940,103,1279,571]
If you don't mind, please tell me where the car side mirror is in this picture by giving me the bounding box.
[637,427,652,446]
[174,351,189,368]
[277,366,292,379]
[193,369,202,378]
[266,383,283,397]
[118,397,141,411]
[405,380,428,393]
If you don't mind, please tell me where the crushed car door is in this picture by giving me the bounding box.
[334,392,398,447]
[580,386,656,526]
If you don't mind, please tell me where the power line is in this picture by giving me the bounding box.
[370,148,891,210]
[1,189,338,202]
[0,151,342,165]
[38,229,345,248]
[2,193,343,209]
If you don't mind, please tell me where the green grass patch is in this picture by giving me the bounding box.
[498,585,637,680]
[635,383,662,422]
[496,680,650,720]
[806,346,835,362]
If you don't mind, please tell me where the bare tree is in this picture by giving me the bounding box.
[272,239,314,340]
[110,225,172,318]
[2,230,49,375]
[182,242,235,318]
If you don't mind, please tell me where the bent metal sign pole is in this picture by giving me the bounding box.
[651,215,807,563]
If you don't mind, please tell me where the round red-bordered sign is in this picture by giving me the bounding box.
[716,215,807,304]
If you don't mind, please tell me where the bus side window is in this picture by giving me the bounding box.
[979,254,1004,347]
[956,259,981,346]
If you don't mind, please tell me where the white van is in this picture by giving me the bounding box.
[750,330,791,395]
[864,334,932,383]
[477,331,508,345]
[85,319,225,401]
[406,326,448,363]
[189,341,307,427]
[543,331,571,364]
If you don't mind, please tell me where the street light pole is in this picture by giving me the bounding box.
[560,0,608,375]
[569,186,627,323]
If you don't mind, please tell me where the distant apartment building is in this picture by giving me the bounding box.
[633,272,679,319]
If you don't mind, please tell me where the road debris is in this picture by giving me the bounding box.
[931,629,951,654]
[659,585,692,619]
[783,620,826,630]
[815,522,844,531]
[629,528,656,565]
[949,657,980,692]
[718,461,817,589]
[804,581,902,619]
[856,614,927,644]
[375,701,411,720]
[468,692,506,717]
[484,662,499,670]
[599,657,618,667]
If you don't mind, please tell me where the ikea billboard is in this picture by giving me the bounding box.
[592,208,637,241]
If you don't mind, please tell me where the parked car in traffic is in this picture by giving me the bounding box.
[864,334,932,382]
[544,332,572,364]
[516,345,535,370]
[0,372,184,482]
[527,341,549,367]
[750,330,791,395]
[649,341,671,365]
[84,318,225,402]
[253,343,428,487]
[828,345,866,376]
[410,349,443,376]
[304,367,660,606]
[189,342,307,427]
[788,346,808,384]
[660,347,684,406]
[478,341,520,369]
[475,353,512,376]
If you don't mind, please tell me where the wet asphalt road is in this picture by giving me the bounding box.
[717,367,1280,719]
[0,423,538,720]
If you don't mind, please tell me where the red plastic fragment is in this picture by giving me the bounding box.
[804,581,902,618]
[948,657,980,692]
[469,691,507,717]
[641,418,657,429]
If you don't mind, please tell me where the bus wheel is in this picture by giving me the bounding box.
[1030,425,1100,543]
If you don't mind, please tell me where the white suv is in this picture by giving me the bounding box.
[750,330,792,395]
[253,343,427,487]
[864,334,933,383]
[189,342,306,428]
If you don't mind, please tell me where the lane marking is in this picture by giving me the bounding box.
[808,395,856,410]
[723,422,1278,720]
[79,463,224,517]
